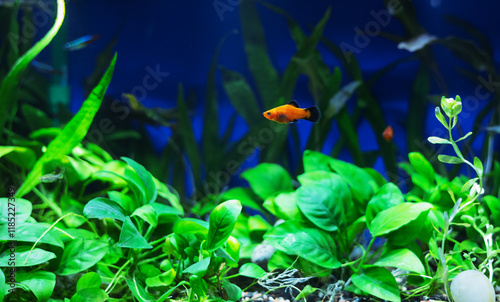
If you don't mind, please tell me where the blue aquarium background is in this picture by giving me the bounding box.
[8,0,500,197]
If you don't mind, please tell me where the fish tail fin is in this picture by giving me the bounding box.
[305,106,320,123]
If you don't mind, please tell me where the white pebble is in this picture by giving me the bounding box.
[450,270,495,302]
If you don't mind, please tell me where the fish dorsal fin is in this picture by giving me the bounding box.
[288,100,299,107]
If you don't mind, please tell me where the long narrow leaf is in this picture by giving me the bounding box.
[0,0,66,136]
[15,53,117,197]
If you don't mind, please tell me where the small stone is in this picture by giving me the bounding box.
[450,270,495,302]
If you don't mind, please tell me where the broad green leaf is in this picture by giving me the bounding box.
[0,246,55,267]
[484,196,500,226]
[117,217,152,249]
[263,191,302,221]
[0,223,63,247]
[366,183,404,226]
[184,257,211,277]
[427,136,451,144]
[242,163,292,200]
[222,187,263,212]
[303,150,332,172]
[0,0,65,132]
[57,239,108,275]
[296,183,348,232]
[132,204,158,227]
[264,220,340,269]
[222,279,242,302]
[16,271,55,302]
[190,275,208,298]
[0,146,36,169]
[438,154,464,164]
[83,197,126,221]
[351,267,401,302]
[0,197,32,225]
[239,263,266,278]
[369,202,433,237]
[15,53,117,198]
[146,268,176,287]
[474,157,483,177]
[121,157,157,204]
[70,288,108,302]
[296,285,317,300]
[409,152,435,185]
[374,248,425,275]
[76,272,101,291]
[150,202,182,224]
[206,200,242,252]
[173,218,209,236]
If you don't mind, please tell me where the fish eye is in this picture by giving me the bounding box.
[267,112,271,116]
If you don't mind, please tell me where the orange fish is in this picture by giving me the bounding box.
[382,126,393,142]
[263,101,320,124]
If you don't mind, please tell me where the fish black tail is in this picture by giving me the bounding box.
[305,106,320,123]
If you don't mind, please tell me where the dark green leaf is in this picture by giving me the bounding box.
[222,187,264,212]
[117,217,152,249]
[0,223,63,247]
[351,267,401,302]
[190,275,208,298]
[57,239,108,275]
[329,158,377,205]
[222,279,242,302]
[206,200,242,252]
[122,157,157,204]
[173,218,209,236]
[0,146,36,169]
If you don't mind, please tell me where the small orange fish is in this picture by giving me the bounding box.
[263,101,320,124]
[382,125,393,142]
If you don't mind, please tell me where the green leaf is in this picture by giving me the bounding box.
[434,107,449,129]
[125,277,154,302]
[296,183,348,232]
[264,220,340,269]
[239,0,279,109]
[0,146,36,169]
[0,223,63,247]
[221,187,263,212]
[0,0,65,132]
[263,191,302,221]
[121,157,157,204]
[369,202,433,237]
[117,217,152,249]
[296,285,317,300]
[15,53,117,198]
[150,202,182,224]
[154,180,183,214]
[374,248,425,275]
[76,272,101,291]
[0,197,32,225]
[83,197,127,221]
[57,239,108,275]
[173,218,209,236]
[0,246,55,267]
[409,152,435,186]
[0,270,4,301]
[145,268,176,287]
[189,275,208,298]
[474,157,483,177]
[366,183,404,227]
[222,279,242,302]
[184,257,211,277]
[427,136,451,145]
[241,163,293,200]
[70,288,108,302]
[132,204,158,227]
[239,263,266,278]
[351,267,401,302]
[461,178,478,193]
[455,131,473,142]
[206,200,242,252]
[438,154,464,164]
[16,270,56,302]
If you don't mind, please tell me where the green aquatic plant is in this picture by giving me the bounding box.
[0,0,66,142]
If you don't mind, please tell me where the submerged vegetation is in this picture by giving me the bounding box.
[0,0,499,301]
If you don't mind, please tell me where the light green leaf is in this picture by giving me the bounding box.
[239,263,266,278]
[374,248,425,275]
[427,136,451,144]
[184,257,211,277]
[76,272,101,291]
[206,200,242,252]
[351,267,401,302]
[366,183,404,227]
[474,157,483,177]
[0,246,55,267]
[455,131,472,142]
[132,204,158,227]
[438,154,464,164]
[263,191,302,221]
[296,285,317,300]
[121,157,157,204]
[173,218,209,236]
[409,152,435,185]
[117,217,152,249]
[0,223,63,247]
[241,163,293,200]
[369,202,433,237]
[16,271,55,302]
[0,197,32,225]
[83,197,127,221]
[434,107,448,129]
